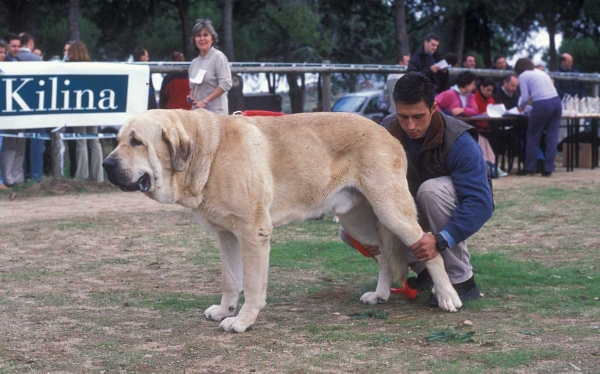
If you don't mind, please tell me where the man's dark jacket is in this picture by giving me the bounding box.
[407,46,444,94]
[380,111,493,244]
[381,111,478,197]
[492,87,519,111]
[554,66,585,98]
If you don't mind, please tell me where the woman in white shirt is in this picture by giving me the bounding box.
[514,58,562,177]
[187,19,232,115]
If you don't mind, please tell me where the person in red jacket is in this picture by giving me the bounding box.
[159,51,191,110]
[473,78,506,177]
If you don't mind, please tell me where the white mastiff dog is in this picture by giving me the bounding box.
[102,109,461,332]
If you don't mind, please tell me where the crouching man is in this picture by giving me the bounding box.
[341,72,494,306]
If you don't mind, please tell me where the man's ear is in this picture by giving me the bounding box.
[161,123,195,172]
[431,101,439,115]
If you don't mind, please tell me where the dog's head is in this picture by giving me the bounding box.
[102,110,195,204]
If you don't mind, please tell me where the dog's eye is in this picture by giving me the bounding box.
[130,137,143,147]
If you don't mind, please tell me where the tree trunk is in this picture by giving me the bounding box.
[228,74,245,113]
[49,0,82,178]
[395,0,410,58]
[68,0,81,41]
[454,14,465,64]
[222,0,243,113]
[545,15,558,71]
[482,14,492,68]
[316,74,323,112]
[6,0,35,34]
[287,73,305,113]
[175,0,192,59]
[267,73,276,94]
[223,0,235,61]
[50,133,62,178]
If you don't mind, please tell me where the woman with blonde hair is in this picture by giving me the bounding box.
[67,41,104,182]
[187,19,232,114]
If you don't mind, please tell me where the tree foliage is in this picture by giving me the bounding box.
[1,0,598,71]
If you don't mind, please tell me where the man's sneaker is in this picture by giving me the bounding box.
[406,269,434,291]
[427,276,480,307]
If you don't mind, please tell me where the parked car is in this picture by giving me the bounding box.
[331,90,386,123]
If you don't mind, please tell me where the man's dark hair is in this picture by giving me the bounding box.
[19,32,34,46]
[423,32,439,42]
[456,71,477,88]
[493,55,505,63]
[462,53,475,63]
[392,72,435,108]
[4,33,19,43]
[503,72,517,83]
[514,58,534,75]
[132,46,147,62]
[444,52,458,67]
[480,78,496,89]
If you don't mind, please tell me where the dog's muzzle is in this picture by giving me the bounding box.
[102,157,151,192]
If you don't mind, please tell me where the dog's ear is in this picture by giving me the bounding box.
[161,124,195,172]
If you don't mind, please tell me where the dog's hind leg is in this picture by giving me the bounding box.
[337,201,393,305]
[204,230,244,322]
[219,217,273,333]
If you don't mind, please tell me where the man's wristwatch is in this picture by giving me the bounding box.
[202,99,209,105]
[434,233,448,252]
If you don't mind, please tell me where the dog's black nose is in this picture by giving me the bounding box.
[102,157,117,172]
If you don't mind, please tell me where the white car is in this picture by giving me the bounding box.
[331,90,386,123]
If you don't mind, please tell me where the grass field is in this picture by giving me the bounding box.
[0,171,599,373]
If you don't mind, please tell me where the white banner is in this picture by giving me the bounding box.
[0,62,149,130]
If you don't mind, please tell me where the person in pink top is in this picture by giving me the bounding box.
[435,71,478,117]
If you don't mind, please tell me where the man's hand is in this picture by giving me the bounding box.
[450,107,464,116]
[362,244,380,257]
[430,65,440,73]
[409,233,439,262]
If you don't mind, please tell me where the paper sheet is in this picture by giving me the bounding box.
[506,106,521,115]
[486,103,506,118]
[190,68,207,84]
[433,59,449,70]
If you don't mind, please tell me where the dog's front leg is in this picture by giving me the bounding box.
[204,231,244,322]
[425,255,462,312]
[219,223,272,333]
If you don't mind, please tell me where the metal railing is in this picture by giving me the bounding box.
[138,62,600,110]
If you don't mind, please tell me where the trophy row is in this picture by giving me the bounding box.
[562,95,600,116]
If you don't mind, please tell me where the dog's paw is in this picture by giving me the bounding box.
[219,316,254,333]
[204,305,235,321]
[360,290,389,305]
[432,286,462,312]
